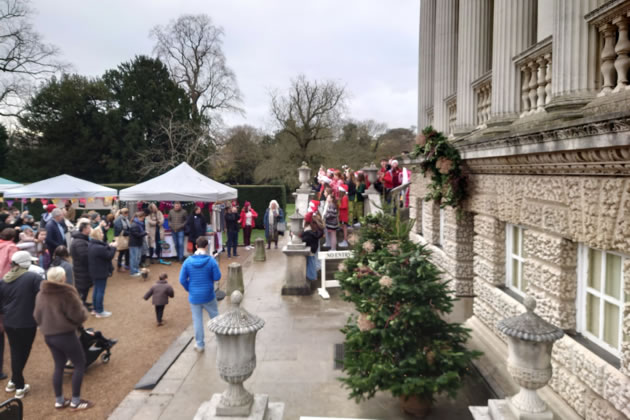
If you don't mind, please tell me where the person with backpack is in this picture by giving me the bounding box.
[70,220,92,309]
[87,228,116,318]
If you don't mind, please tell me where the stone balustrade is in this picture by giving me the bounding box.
[472,71,492,129]
[514,36,553,117]
[446,94,457,136]
[586,0,630,96]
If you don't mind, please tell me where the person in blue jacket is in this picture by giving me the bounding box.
[179,237,221,352]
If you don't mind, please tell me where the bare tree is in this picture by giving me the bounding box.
[270,74,346,163]
[151,14,242,122]
[134,112,217,177]
[0,0,64,116]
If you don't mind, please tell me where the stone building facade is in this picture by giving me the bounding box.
[411,0,630,419]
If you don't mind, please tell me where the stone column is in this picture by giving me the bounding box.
[548,0,600,110]
[433,0,458,133]
[454,0,492,135]
[418,0,436,129]
[490,0,537,125]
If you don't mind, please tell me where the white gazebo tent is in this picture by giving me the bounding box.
[118,162,237,202]
[3,174,117,199]
[119,162,237,257]
[0,177,24,193]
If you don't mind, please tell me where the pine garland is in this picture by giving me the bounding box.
[410,126,467,209]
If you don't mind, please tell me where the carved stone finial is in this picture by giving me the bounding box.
[231,290,243,306]
[523,295,536,312]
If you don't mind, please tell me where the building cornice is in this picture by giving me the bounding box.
[585,0,630,26]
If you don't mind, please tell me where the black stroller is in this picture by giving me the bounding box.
[66,327,117,369]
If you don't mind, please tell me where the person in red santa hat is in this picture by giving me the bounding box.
[301,211,323,284]
[337,185,349,248]
[239,201,258,250]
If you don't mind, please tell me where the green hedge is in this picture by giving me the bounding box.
[232,185,287,229]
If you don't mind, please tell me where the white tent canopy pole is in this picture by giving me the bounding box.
[118,162,237,202]
[3,174,117,199]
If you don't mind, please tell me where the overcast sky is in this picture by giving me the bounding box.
[30,0,419,131]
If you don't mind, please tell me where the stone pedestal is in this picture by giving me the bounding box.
[227,263,244,296]
[194,394,284,420]
[363,192,382,215]
[254,238,266,262]
[470,399,552,420]
[281,244,311,296]
[293,191,313,216]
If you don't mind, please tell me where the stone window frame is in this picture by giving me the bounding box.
[417,197,423,236]
[437,207,445,247]
[505,224,527,296]
[576,245,627,358]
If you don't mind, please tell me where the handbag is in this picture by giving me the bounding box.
[116,235,129,251]
[276,221,286,234]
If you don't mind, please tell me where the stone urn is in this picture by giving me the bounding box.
[497,296,564,417]
[362,163,379,194]
[287,209,305,248]
[297,162,312,192]
[207,290,265,416]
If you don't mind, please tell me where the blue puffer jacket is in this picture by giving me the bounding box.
[179,254,221,304]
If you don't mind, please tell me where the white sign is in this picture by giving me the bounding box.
[319,250,353,260]
[318,250,354,299]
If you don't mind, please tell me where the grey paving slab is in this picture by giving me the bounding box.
[113,235,493,420]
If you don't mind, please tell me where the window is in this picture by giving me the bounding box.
[578,246,627,356]
[438,207,445,247]
[506,225,527,294]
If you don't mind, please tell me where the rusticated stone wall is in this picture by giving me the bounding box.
[408,167,630,419]
[410,173,474,297]
[466,173,630,419]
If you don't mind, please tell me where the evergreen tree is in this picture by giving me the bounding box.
[336,211,481,402]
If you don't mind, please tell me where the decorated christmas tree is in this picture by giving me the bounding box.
[336,210,480,413]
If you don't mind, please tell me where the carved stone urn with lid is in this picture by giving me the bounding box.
[497,295,564,419]
[297,161,312,193]
[361,162,379,194]
[207,290,265,416]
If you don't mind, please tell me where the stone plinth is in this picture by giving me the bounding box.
[293,191,313,216]
[281,245,311,295]
[470,399,553,420]
[254,238,266,262]
[363,192,382,216]
[227,263,244,296]
[194,393,285,420]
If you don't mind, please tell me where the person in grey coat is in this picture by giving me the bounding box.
[143,273,174,326]
[49,246,73,286]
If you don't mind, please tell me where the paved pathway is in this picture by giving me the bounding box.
[109,237,492,419]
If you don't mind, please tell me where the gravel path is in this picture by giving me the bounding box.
[2,249,253,420]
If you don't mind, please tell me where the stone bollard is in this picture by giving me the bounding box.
[194,291,284,419]
[254,237,266,262]
[226,263,244,296]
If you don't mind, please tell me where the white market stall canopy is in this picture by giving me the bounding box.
[3,174,117,199]
[0,177,23,192]
[118,162,237,202]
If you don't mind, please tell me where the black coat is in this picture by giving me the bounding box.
[225,212,240,233]
[0,271,42,328]
[302,229,323,254]
[129,220,147,248]
[186,214,207,240]
[70,232,91,289]
[45,219,67,255]
[88,240,116,281]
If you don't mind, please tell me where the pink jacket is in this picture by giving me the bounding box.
[0,239,18,279]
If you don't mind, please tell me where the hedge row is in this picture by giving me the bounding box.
[231,185,287,229]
